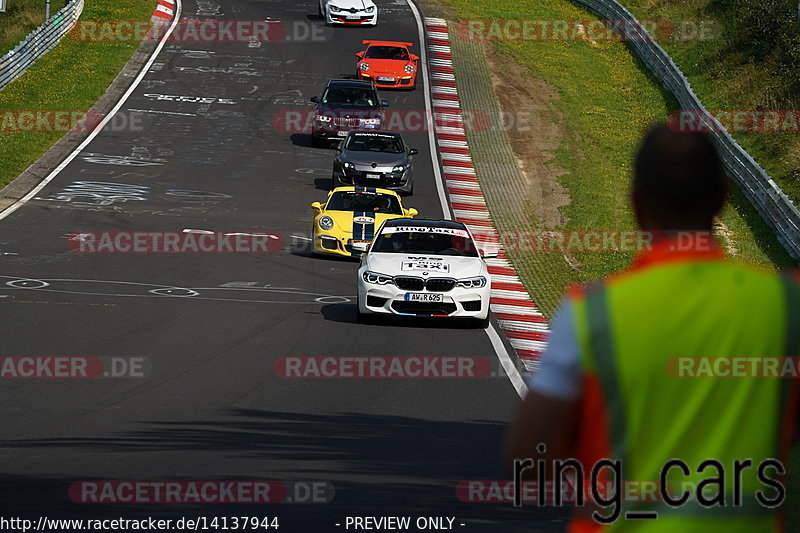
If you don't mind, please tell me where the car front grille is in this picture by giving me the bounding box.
[391,301,457,316]
[462,300,482,312]
[320,237,339,250]
[367,295,388,307]
[392,277,456,292]
[333,117,362,127]
[425,278,456,292]
[394,276,425,291]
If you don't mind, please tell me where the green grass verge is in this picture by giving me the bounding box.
[434,0,795,318]
[621,0,800,210]
[0,0,154,190]
[1,0,47,56]
[431,1,799,526]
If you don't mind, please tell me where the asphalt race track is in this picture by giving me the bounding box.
[0,1,564,530]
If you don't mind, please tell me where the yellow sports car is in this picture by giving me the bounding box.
[310,186,418,257]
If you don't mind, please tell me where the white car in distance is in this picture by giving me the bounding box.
[319,0,378,26]
[355,219,493,327]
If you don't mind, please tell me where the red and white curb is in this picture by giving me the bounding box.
[152,0,175,22]
[424,17,549,372]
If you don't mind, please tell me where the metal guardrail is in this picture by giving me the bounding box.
[573,0,800,261]
[0,0,84,92]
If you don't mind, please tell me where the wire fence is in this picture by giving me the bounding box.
[0,0,84,92]
[574,0,800,261]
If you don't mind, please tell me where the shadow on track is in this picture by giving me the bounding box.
[0,410,567,531]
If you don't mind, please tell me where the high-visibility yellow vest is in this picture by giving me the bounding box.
[567,245,800,532]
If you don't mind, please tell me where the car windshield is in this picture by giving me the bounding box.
[345,133,404,153]
[365,46,409,61]
[371,228,479,257]
[326,192,403,215]
[321,87,377,108]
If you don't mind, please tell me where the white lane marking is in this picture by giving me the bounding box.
[407,3,527,398]
[0,1,184,222]
[486,324,527,398]
[127,108,197,117]
[406,0,451,220]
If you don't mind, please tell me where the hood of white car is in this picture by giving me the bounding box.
[328,0,375,9]
[365,253,485,279]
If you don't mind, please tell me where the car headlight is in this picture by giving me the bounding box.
[360,63,370,71]
[457,276,487,289]
[318,216,334,230]
[315,114,332,123]
[329,5,341,12]
[363,271,392,284]
[392,164,408,173]
[343,162,354,170]
[404,64,414,74]
[360,118,380,126]
[364,6,375,13]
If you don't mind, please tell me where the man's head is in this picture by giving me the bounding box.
[632,125,727,232]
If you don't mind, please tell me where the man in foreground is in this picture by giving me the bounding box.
[506,124,800,531]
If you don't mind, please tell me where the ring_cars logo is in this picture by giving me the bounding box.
[353,216,375,224]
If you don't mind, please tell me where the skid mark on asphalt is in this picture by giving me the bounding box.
[9,299,117,307]
[0,275,351,304]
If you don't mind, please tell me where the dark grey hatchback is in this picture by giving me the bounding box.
[332,130,418,195]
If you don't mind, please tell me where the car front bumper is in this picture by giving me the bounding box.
[326,11,377,25]
[334,166,412,192]
[313,230,367,258]
[358,73,415,88]
[357,276,491,319]
[313,123,381,143]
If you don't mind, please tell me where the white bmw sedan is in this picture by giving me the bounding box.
[319,0,378,26]
[354,218,492,327]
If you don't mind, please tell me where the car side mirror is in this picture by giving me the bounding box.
[380,100,390,107]
[310,96,319,104]
[351,242,370,253]
[406,208,418,217]
[310,201,322,211]
[408,148,419,156]
[480,249,498,259]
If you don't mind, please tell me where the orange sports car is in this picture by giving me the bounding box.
[355,41,419,90]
